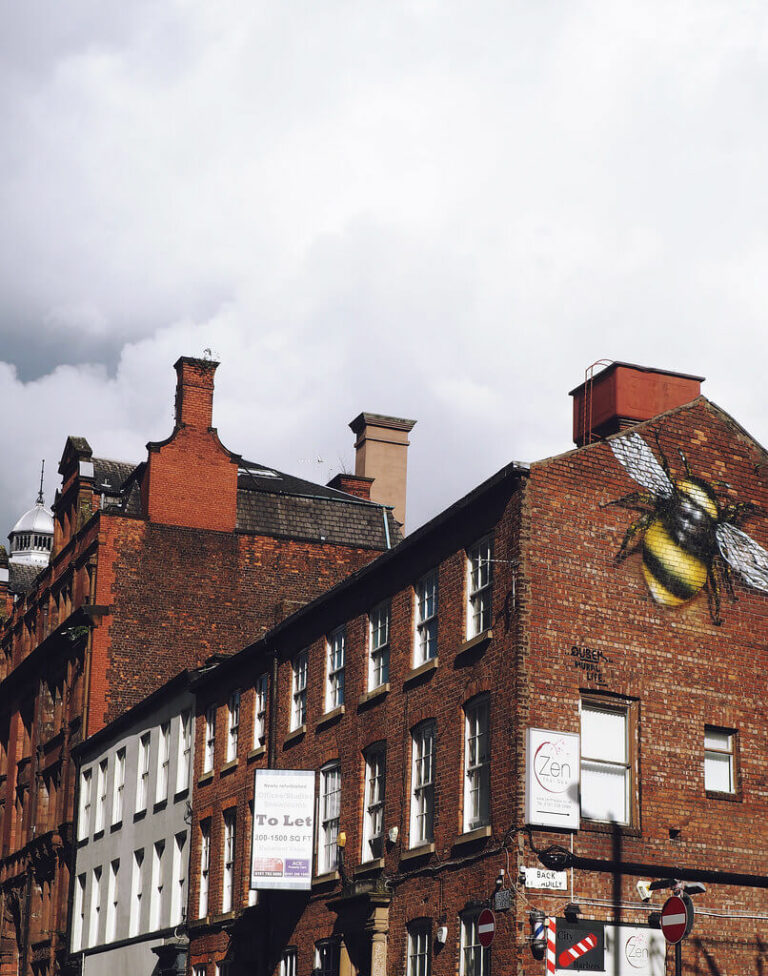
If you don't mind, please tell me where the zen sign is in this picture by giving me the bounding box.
[525,728,580,830]
[250,769,315,891]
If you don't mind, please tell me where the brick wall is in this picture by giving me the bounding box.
[188,397,768,976]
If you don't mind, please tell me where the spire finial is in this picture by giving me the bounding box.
[37,460,45,506]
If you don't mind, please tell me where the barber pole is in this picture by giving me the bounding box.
[546,917,556,974]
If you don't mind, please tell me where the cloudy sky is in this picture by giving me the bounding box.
[2,0,768,537]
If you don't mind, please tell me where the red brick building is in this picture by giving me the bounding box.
[0,356,407,976]
[188,362,768,976]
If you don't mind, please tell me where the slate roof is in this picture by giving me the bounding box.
[88,456,399,550]
[236,460,401,549]
[92,458,136,495]
[8,563,40,596]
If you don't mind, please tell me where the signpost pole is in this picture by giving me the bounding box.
[675,940,681,976]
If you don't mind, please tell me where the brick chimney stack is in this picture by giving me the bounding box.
[143,357,239,531]
[570,362,704,447]
[174,356,218,430]
[349,413,416,530]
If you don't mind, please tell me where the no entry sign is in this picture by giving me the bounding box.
[477,909,496,947]
[660,895,688,945]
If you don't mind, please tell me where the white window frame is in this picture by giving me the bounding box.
[157,721,170,804]
[362,744,386,862]
[78,768,92,841]
[463,696,490,832]
[460,912,492,976]
[318,761,341,874]
[72,873,86,951]
[198,819,211,917]
[177,710,192,794]
[171,831,187,926]
[415,570,438,665]
[253,674,268,748]
[291,651,308,730]
[410,722,435,847]
[106,859,119,943]
[136,732,151,813]
[88,865,102,948]
[368,603,390,689]
[130,849,144,937]
[467,536,493,638]
[705,726,736,793]
[580,699,632,825]
[222,810,236,913]
[192,968,206,976]
[112,748,125,825]
[150,840,165,931]
[315,939,340,976]
[226,691,240,763]
[95,759,107,833]
[280,948,298,976]
[407,923,431,976]
[204,705,216,773]
[325,627,346,711]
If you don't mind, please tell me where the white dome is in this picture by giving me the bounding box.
[9,501,53,567]
[11,502,53,537]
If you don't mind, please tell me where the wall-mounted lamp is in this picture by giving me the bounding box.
[436,926,448,945]
[336,831,347,849]
[387,826,399,844]
[564,903,581,922]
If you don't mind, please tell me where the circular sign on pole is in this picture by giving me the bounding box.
[660,895,688,945]
[477,908,496,948]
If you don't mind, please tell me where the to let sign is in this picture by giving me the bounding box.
[525,728,580,830]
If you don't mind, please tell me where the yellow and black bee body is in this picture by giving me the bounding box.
[606,431,768,624]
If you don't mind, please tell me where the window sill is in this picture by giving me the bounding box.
[133,808,147,822]
[198,770,214,786]
[453,824,492,847]
[354,857,385,876]
[312,870,340,888]
[404,658,438,686]
[220,759,239,775]
[457,629,493,657]
[93,828,104,840]
[153,798,168,812]
[317,706,345,730]
[400,842,435,862]
[359,683,390,708]
[247,745,266,762]
[173,786,189,802]
[705,789,742,803]
[284,725,306,746]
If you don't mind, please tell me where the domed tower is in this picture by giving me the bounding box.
[8,463,53,567]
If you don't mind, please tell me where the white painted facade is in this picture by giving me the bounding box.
[71,675,194,976]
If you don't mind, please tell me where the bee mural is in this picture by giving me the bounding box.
[605,430,768,624]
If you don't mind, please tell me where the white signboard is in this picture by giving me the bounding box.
[523,867,567,890]
[555,925,665,976]
[250,768,315,891]
[525,728,580,829]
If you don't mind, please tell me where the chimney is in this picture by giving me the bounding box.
[326,473,374,501]
[570,362,704,447]
[174,356,218,430]
[142,357,239,532]
[349,413,416,529]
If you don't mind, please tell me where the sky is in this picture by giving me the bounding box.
[3,0,768,538]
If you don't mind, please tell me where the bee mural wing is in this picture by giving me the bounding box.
[716,522,768,592]
[609,431,674,498]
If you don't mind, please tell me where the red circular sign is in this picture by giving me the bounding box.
[660,895,688,945]
[477,909,496,948]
